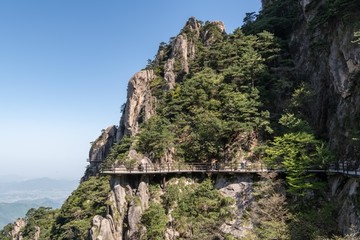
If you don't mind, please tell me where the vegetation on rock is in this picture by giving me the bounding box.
[141,177,234,240]
[4,0,360,239]
[50,176,110,240]
[245,172,290,239]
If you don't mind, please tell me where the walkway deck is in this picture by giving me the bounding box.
[102,162,263,175]
[101,162,360,177]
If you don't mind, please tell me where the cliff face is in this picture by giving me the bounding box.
[4,2,360,239]
[290,0,360,164]
[117,70,156,140]
[90,175,150,240]
[90,174,255,240]
[329,176,360,234]
[90,18,231,240]
[88,4,360,237]
[289,0,360,234]
[82,125,117,182]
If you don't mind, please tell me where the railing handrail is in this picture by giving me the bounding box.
[100,162,360,177]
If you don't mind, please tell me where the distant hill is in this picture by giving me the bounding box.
[0,198,62,229]
[0,177,77,229]
[0,177,78,202]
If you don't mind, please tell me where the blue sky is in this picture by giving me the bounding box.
[0,1,261,180]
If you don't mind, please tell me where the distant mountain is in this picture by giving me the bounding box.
[0,177,78,229]
[0,175,28,183]
[0,198,62,229]
[0,177,78,192]
[0,177,78,203]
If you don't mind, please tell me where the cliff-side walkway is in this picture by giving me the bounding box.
[101,162,360,177]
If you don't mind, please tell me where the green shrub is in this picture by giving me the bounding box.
[171,178,235,239]
[141,203,168,240]
[50,176,110,240]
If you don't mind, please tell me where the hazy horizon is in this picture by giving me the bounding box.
[0,1,262,180]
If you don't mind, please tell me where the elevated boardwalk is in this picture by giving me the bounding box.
[102,163,270,175]
[101,162,360,178]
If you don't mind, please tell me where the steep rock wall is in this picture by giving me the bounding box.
[290,0,360,164]
[91,174,255,240]
[90,175,150,240]
[11,219,25,240]
[117,70,156,140]
[88,18,243,240]
[215,175,253,238]
[82,125,117,182]
[114,16,224,140]
[288,0,360,234]
[329,175,360,234]
[164,17,203,89]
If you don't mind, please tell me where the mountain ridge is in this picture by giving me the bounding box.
[2,1,360,239]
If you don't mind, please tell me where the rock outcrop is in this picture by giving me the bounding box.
[90,175,150,240]
[80,5,360,238]
[5,218,41,240]
[113,17,227,143]
[85,7,360,238]
[163,17,206,89]
[90,215,116,240]
[11,219,25,240]
[215,175,253,238]
[87,17,247,240]
[82,125,117,182]
[329,176,360,234]
[89,125,118,162]
[117,70,156,139]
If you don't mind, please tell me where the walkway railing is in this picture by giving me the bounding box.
[101,162,267,175]
[101,162,360,177]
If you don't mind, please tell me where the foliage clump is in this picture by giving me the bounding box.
[141,203,168,240]
[308,0,360,29]
[171,178,235,239]
[242,0,300,39]
[135,27,283,164]
[50,176,110,240]
[246,173,291,239]
[140,178,235,240]
[103,135,134,168]
[22,207,59,240]
[136,116,175,162]
[0,208,59,240]
[264,83,334,197]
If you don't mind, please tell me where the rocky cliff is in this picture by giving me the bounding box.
[288,0,360,234]
[3,1,360,239]
[89,18,234,240]
[290,0,360,165]
[89,2,360,238]
[117,70,156,139]
[82,125,117,182]
[59,4,360,238]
